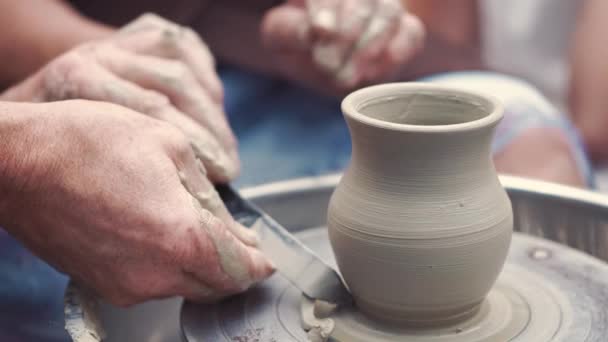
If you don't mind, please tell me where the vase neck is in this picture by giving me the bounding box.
[347,122,497,182]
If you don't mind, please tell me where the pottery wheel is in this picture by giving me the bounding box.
[181,228,608,341]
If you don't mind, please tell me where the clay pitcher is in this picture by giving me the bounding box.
[328,83,513,326]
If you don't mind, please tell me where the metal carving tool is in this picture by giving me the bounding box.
[215,184,352,305]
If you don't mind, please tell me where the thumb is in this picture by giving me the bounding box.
[261,4,312,52]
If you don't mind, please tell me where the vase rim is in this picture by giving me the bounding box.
[342,82,503,133]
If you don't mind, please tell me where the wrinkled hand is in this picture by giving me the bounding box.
[1,13,237,183]
[1,101,274,306]
[261,0,425,92]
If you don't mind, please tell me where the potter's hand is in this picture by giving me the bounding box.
[261,0,425,92]
[1,13,237,183]
[0,101,274,306]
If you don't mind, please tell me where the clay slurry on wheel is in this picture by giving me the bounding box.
[214,184,352,305]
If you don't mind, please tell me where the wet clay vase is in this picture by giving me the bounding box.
[327,83,513,326]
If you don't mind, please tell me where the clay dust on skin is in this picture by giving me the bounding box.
[190,172,259,246]
[309,5,342,74]
[198,208,253,287]
[178,172,255,291]
[335,12,394,85]
[308,0,396,86]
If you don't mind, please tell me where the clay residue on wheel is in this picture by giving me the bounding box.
[306,318,335,342]
[301,298,336,342]
[64,284,105,342]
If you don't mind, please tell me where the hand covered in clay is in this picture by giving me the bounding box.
[1,13,237,183]
[0,101,274,306]
[261,0,425,92]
